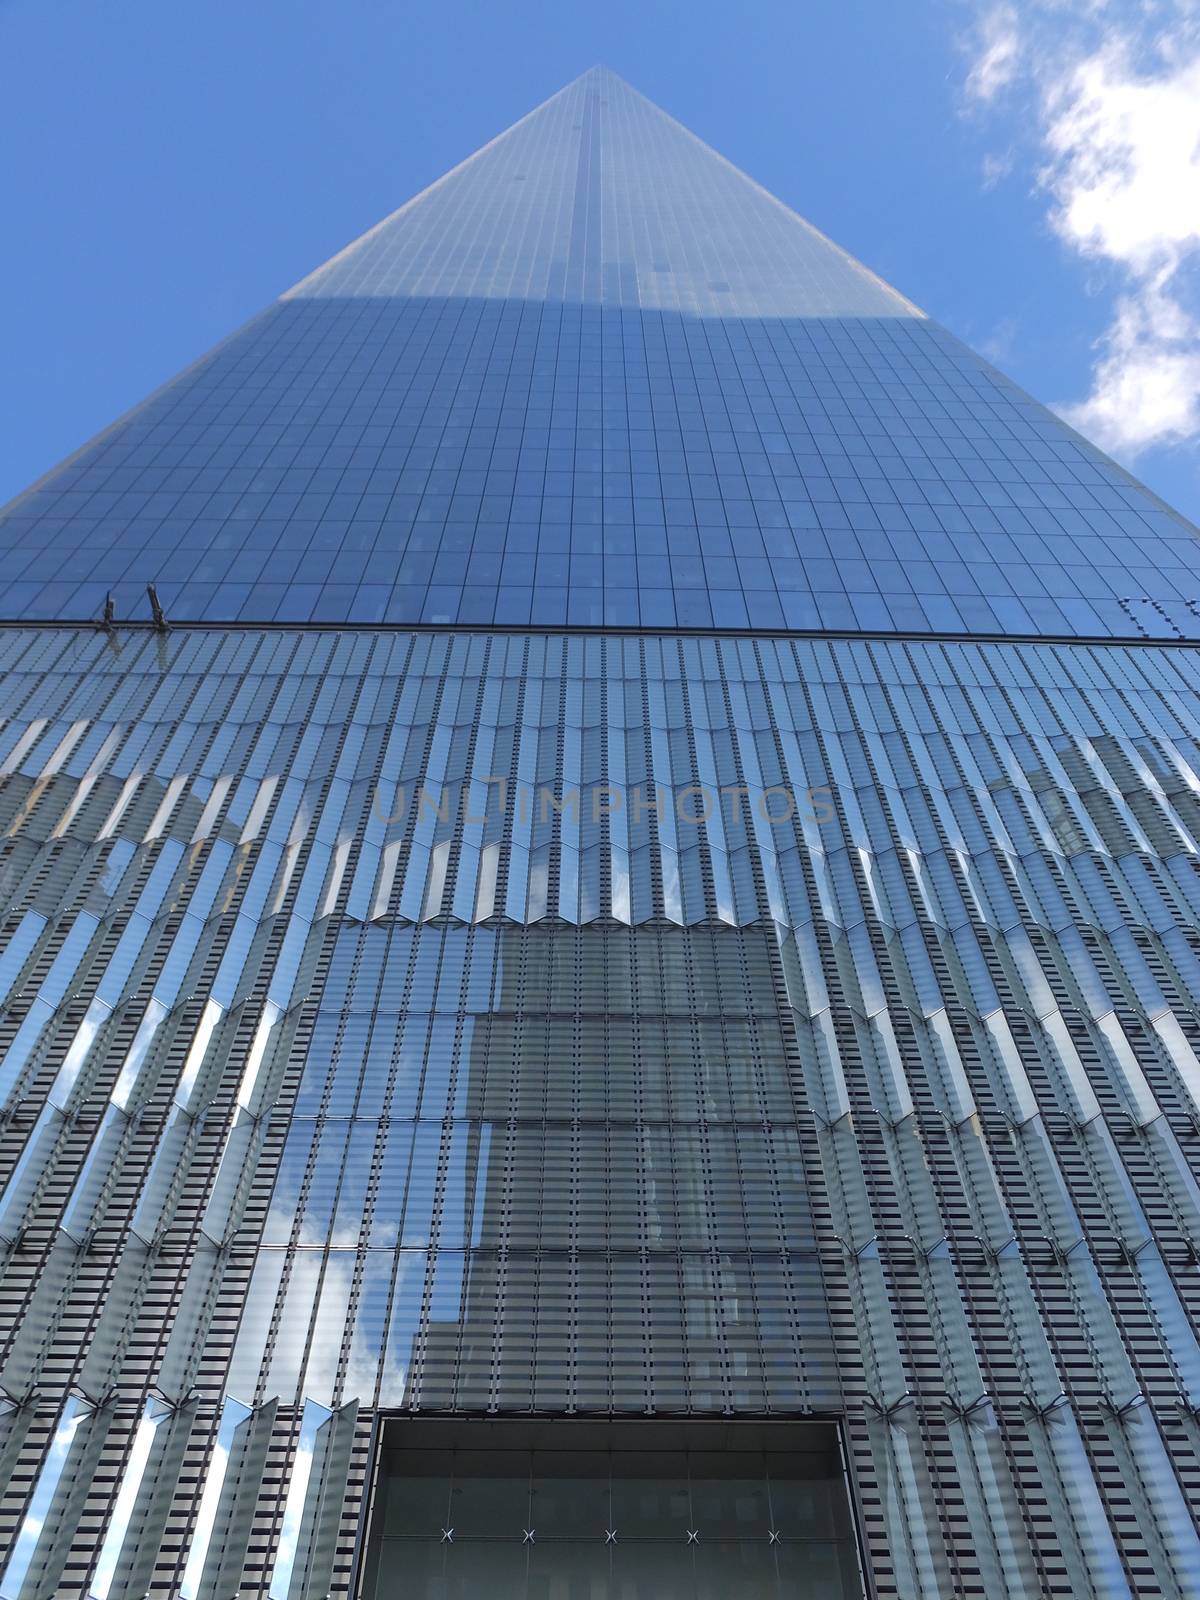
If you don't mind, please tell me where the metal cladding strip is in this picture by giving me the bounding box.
[83,1394,189,1600]
[837,650,1200,1431]
[0,651,318,1341]
[264,1395,358,1600]
[75,678,385,1583]
[0,812,310,1440]
[0,1394,103,1600]
[0,628,1200,1595]
[176,1395,278,1600]
[0,845,192,1237]
[201,713,377,1250]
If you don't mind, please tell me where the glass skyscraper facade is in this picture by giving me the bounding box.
[1,65,1200,1599]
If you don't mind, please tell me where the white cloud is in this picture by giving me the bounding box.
[962,2,1200,459]
[1061,288,1200,451]
[1041,39,1200,273]
[981,149,1016,187]
[965,5,1023,102]
[978,314,1021,365]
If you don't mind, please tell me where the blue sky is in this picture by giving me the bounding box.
[3,0,1198,521]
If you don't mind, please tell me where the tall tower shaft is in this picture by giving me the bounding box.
[1,67,1199,1600]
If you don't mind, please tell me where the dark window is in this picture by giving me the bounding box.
[357,1417,865,1598]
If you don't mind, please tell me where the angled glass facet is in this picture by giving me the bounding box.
[0,67,1196,639]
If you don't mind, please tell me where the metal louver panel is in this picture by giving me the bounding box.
[0,625,1197,1594]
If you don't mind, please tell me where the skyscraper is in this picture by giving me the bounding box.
[1,62,1200,1597]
